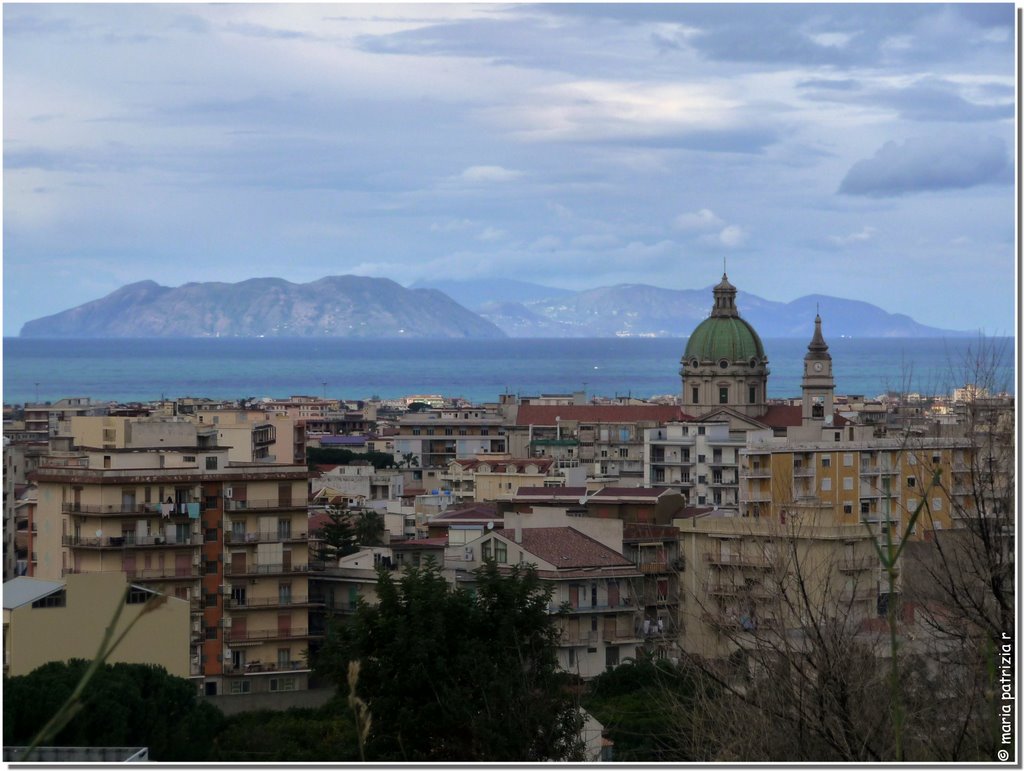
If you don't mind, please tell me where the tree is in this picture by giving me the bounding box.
[316,508,386,561]
[307,447,396,470]
[3,661,224,761]
[314,559,585,761]
[209,707,360,761]
[399,452,419,468]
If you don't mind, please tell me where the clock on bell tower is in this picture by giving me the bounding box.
[801,313,835,426]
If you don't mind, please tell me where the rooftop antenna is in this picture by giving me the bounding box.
[723,256,727,275]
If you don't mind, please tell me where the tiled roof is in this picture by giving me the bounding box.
[592,486,672,499]
[307,511,334,533]
[759,405,803,428]
[677,506,716,519]
[494,527,634,570]
[513,486,589,499]
[516,405,693,425]
[430,503,499,523]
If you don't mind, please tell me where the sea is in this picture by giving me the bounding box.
[1,336,1015,406]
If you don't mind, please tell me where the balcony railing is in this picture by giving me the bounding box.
[226,595,324,610]
[549,597,635,614]
[558,630,599,645]
[225,627,321,643]
[224,562,323,577]
[222,661,310,676]
[224,531,310,545]
[637,561,669,574]
[838,557,877,572]
[62,567,202,580]
[704,552,773,569]
[62,502,198,517]
[706,582,771,599]
[224,499,306,512]
[62,534,202,548]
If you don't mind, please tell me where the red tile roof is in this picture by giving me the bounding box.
[307,511,333,533]
[494,527,634,570]
[516,405,693,425]
[677,506,716,519]
[592,486,673,499]
[759,405,802,428]
[513,486,589,499]
[430,503,499,522]
[391,537,448,549]
[453,458,555,474]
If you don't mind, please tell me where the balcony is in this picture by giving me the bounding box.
[224,499,306,512]
[62,502,198,518]
[792,467,815,478]
[559,630,599,645]
[225,627,322,644]
[225,531,311,545]
[226,595,324,611]
[550,598,635,614]
[224,562,323,577]
[706,582,771,599]
[637,561,668,574]
[701,612,780,634]
[704,552,773,569]
[839,588,877,603]
[222,661,310,676]
[742,468,771,479]
[62,567,203,581]
[62,534,203,549]
[838,557,877,572]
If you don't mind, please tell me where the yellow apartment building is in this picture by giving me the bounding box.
[30,416,319,697]
[738,437,976,539]
[3,572,189,677]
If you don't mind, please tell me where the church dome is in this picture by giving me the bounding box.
[683,273,766,364]
[684,315,766,363]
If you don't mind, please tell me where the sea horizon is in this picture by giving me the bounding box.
[2,335,1014,407]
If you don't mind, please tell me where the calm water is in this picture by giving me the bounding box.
[2,337,1014,405]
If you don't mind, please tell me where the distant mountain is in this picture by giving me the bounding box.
[408,278,572,311]
[20,276,506,339]
[477,283,970,339]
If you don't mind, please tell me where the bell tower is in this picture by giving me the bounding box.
[801,313,834,427]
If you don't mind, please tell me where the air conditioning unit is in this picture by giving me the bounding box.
[463,546,474,561]
[224,487,233,499]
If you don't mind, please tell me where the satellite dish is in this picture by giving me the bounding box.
[579,497,588,505]
[486,521,494,530]
[95,529,103,538]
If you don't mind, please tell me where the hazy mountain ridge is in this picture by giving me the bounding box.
[21,276,969,339]
[20,276,507,339]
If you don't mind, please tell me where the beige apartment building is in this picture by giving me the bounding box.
[3,571,190,678]
[392,407,508,468]
[30,416,319,696]
[674,511,880,659]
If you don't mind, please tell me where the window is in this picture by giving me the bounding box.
[412,428,421,436]
[844,453,853,467]
[860,501,870,514]
[231,585,246,606]
[277,648,291,667]
[183,455,196,463]
[444,428,453,435]
[821,478,832,491]
[206,456,218,470]
[270,677,296,692]
[205,560,218,575]
[126,587,152,604]
[481,428,489,436]
[719,387,729,404]
[205,528,218,542]
[932,498,942,512]
[843,503,853,514]
[822,456,831,468]
[482,540,492,560]
[230,680,251,694]
[698,454,706,463]
[494,541,507,563]
[277,519,292,539]
[749,386,756,404]
[618,448,628,458]
[692,387,699,403]
[205,626,218,640]
[205,592,218,608]
[843,477,854,490]
[907,477,916,488]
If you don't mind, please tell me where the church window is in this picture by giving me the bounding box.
[719,360,729,369]
[748,386,756,404]
[719,387,728,404]
[692,387,699,404]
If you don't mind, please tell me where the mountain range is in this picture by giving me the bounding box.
[19,275,969,339]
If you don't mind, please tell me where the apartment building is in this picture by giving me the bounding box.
[3,572,190,678]
[462,512,643,679]
[506,404,691,482]
[644,421,745,510]
[621,523,682,661]
[674,511,879,658]
[441,456,563,503]
[392,407,507,468]
[738,437,977,540]
[29,416,319,697]
[193,408,306,465]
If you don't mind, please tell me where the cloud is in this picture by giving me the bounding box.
[828,226,877,246]
[478,227,507,242]
[430,219,474,233]
[839,135,1011,197]
[673,208,724,231]
[699,225,747,248]
[459,165,523,183]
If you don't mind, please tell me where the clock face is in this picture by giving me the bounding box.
[813,362,823,372]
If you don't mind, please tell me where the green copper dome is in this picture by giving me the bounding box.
[682,273,766,364]
[684,315,766,363]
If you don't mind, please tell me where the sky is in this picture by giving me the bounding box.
[3,3,1018,334]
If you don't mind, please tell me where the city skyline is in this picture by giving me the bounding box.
[3,3,1017,334]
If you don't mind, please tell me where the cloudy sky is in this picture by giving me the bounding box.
[3,3,1017,334]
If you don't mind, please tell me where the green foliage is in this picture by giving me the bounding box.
[209,707,360,762]
[3,660,224,761]
[314,559,585,761]
[584,657,717,762]
[317,508,386,560]
[307,447,396,469]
